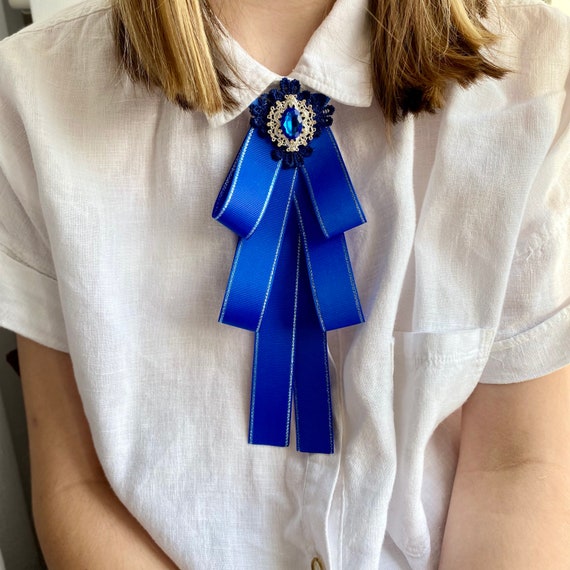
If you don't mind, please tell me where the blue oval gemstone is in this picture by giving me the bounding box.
[281,107,303,139]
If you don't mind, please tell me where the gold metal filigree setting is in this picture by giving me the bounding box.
[267,95,317,153]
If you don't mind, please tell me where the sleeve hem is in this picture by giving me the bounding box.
[0,248,69,353]
[479,303,570,384]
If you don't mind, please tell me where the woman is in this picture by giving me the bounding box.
[0,0,569,567]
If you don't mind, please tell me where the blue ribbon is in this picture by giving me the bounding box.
[213,88,366,454]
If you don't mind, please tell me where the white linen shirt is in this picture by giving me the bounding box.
[0,0,569,568]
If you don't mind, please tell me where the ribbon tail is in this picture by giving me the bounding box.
[293,234,334,454]
[249,210,298,447]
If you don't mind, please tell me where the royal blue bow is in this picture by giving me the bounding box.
[212,79,366,453]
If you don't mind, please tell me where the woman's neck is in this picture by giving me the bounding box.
[211,0,335,75]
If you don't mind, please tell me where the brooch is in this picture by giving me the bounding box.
[249,78,333,168]
[212,79,366,453]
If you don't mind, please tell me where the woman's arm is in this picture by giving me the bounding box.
[16,334,179,570]
[439,363,570,569]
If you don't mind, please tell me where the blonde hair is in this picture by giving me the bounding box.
[111,0,507,122]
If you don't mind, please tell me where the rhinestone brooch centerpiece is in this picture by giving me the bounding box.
[268,95,316,152]
[249,78,335,169]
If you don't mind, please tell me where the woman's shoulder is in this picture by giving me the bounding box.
[2,0,112,43]
[496,0,569,19]
[457,0,570,109]
[490,0,570,58]
[0,0,144,137]
[0,0,113,53]
[0,0,116,96]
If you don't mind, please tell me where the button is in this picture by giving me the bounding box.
[311,557,325,570]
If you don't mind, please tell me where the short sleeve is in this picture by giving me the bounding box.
[480,53,570,383]
[0,39,69,352]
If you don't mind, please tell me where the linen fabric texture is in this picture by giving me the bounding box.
[0,0,569,568]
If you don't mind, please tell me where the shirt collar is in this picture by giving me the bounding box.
[207,0,372,127]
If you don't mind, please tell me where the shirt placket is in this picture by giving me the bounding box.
[298,331,345,570]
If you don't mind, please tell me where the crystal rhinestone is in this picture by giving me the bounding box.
[281,107,303,139]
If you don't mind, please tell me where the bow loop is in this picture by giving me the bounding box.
[218,168,298,331]
[213,129,281,239]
